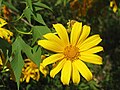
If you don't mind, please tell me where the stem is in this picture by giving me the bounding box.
[14,27,32,35]
[9,9,34,27]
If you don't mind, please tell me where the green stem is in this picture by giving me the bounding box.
[10,7,34,27]
[14,27,32,35]
[15,13,24,22]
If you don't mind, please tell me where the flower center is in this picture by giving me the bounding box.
[64,45,79,60]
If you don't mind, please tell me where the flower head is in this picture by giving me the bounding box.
[38,21,103,85]
[0,18,13,42]
[20,59,48,83]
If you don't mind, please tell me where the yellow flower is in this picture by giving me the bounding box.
[20,59,48,83]
[0,18,13,42]
[110,0,118,13]
[38,22,103,85]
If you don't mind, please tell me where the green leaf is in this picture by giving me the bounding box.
[24,8,45,24]
[11,36,41,89]
[26,0,33,11]
[32,26,51,45]
[33,14,46,25]
[12,36,41,66]
[11,37,24,90]
[55,0,62,6]
[33,1,52,11]
[3,1,19,12]
[11,50,24,90]
[32,45,41,63]
[23,7,33,23]
[34,6,44,12]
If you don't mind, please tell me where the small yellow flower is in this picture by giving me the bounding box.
[0,18,13,42]
[110,0,118,13]
[38,22,103,85]
[20,59,48,83]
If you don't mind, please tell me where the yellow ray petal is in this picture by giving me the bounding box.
[53,24,69,45]
[72,62,80,84]
[74,60,92,81]
[40,63,48,77]
[0,18,7,27]
[0,28,13,39]
[70,22,82,46]
[43,33,65,47]
[79,34,102,51]
[61,60,71,85]
[77,25,90,46]
[80,46,103,53]
[0,28,9,38]
[42,54,64,67]
[5,29,13,36]
[38,40,64,52]
[0,32,3,38]
[79,53,102,64]
[50,58,66,78]
[26,76,30,83]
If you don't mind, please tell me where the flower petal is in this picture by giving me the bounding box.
[40,63,48,77]
[74,60,92,81]
[72,62,80,84]
[38,40,64,52]
[43,33,65,47]
[0,18,7,27]
[42,54,64,67]
[50,58,66,78]
[77,25,90,46]
[79,53,102,64]
[0,33,3,38]
[78,34,102,51]
[26,76,30,83]
[61,60,71,85]
[80,46,103,53]
[53,24,69,45]
[70,22,82,45]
